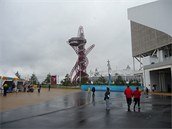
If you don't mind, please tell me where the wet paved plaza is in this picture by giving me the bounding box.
[0,90,171,129]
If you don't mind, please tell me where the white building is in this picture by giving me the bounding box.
[128,0,172,92]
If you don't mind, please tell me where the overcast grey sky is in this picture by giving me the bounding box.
[0,0,156,82]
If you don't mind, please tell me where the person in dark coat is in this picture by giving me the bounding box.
[146,87,149,95]
[104,87,110,110]
[12,82,15,92]
[3,84,8,96]
[38,84,41,93]
[92,87,95,96]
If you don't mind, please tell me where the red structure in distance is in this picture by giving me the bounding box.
[51,75,57,85]
[68,26,95,84]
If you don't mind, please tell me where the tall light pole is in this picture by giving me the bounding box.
[107,60,112,85]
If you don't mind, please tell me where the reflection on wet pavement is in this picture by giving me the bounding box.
[1,91,171,128]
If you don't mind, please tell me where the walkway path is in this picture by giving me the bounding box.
[0,88,80,112]
[0,89,171,129]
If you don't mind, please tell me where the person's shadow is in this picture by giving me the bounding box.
[92,95,95,106]
[105,109,110,125]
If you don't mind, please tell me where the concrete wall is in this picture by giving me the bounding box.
[143,70,151,89]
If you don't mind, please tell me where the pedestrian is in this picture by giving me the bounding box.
[48,84,51,91]
[152,86,155,92]
[12,82,15,92]
[104,87,110,110]
[23,84,26,92]
[124,85,133,111]
[3,84,8,96]
[38,84,41,93]
[133,87,141,112]
[153,84,157,91]
[146,87,149,95]
[92,87,95,96]
[87,86,91,97]
[88,86,91,94]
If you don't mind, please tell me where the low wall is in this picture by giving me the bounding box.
[81,85,144,92]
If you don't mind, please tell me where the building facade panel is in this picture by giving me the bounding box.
[128,0,172,37]
[131,21,172,57]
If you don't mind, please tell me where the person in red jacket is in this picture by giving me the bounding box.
[133,87,141,112]
[124,85,133,111]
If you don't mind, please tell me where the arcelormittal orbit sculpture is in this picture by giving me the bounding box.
[68,26,95,84]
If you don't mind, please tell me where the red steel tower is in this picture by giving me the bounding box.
[68,26,95,84]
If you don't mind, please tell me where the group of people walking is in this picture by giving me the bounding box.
[87,86,95,96]
[104,86,141,111]
[124,86,141,112]
[89,86,141,112]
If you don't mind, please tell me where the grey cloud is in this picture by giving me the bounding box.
[0,0,156,81]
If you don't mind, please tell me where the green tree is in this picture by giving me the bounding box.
[80,77,88,85]
[43,73,51,84]
[129,79,133,85]
[30,73,39,85]
[92,76,107,85]
[114,75,126,85]
[61,74,72,86]
[97,76,106,84]
[129,79,140,86]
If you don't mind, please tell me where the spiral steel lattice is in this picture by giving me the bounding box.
[68,26,95,84]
